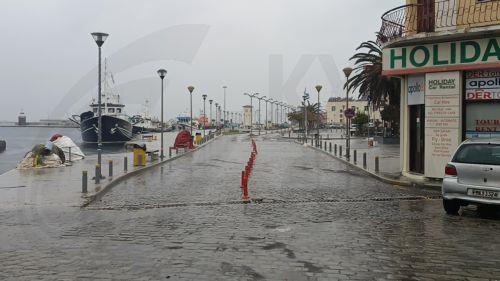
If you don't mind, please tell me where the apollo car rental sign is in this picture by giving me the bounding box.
[382,37,500,75]
[466,69,500,100]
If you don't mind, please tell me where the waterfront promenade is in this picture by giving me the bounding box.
[1,133,500,280]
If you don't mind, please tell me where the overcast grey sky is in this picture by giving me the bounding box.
[0,0,402,121]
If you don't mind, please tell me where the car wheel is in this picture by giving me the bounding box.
[443,199,460,215]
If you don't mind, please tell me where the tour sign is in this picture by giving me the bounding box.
[344,108,355,119]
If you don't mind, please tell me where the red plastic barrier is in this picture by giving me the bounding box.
[240,138,259,202]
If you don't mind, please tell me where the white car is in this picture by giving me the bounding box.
[442,138,500,214]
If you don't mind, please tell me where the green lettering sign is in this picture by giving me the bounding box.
[450,42,456,64]
[410,46,430,67]
[482,38,500,62]
[383,37,500,72]
[391,48,407,69]
[433,44,449,65]
[460,41,481,63]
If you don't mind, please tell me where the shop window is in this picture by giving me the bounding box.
[117,108,122,113]
[108,108,115,113]
[466,103,500,139]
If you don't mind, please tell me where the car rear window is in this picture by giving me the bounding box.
[453,144,500,165]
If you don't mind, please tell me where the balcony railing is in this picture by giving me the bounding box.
[377,0,500,44]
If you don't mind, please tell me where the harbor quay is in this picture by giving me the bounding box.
[1,133,500,280]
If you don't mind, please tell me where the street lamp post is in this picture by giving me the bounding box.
[315,85,323,140]
[91,32,109,178]
[263,98,269,130]
[256,95,266,135]
[223,86,227,128]
[214,103,219,129]
[209,99,213,129]
[303,89,310,139]
[343,67,353,161]
[281,102,286,124]
[244,93,258,136]
[157,69,167,161]
[187,86,195,138]
[218,106,222,128]
[276,101,279,128]
[202,94,207,137]
[269,99,274,128]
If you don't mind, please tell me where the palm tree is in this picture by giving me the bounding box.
[344,40,400,108]
[288,102,319,131]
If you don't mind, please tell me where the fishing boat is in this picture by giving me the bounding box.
[131,100,161,134]
[71,60,133,144]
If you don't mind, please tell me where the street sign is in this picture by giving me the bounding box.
[344,108,355,119]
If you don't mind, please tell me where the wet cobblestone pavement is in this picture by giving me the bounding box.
[2,134,500,280]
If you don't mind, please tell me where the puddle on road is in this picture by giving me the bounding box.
[293,165,313,170]
[211,159,243,165]
[0,185,26,189]
[321,168,364,177]
[192,162,222,168]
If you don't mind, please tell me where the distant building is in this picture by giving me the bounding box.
[243,105,253,128]
[17,111,26,126]
[325,97,382,126]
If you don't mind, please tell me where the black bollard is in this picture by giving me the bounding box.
[363,153,367,169]
[82,171,88,193]
[375,156,380,173]
[339,146,343,157]
[329,142,332,153]
[124,156,128,173]
[95,164,100,184]
[109,160,113,177]
[334,144,337,156]
[353,150,357,164]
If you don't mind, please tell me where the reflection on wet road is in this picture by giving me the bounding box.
[1,134,500,280]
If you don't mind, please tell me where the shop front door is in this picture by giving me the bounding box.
[409,105,425,174]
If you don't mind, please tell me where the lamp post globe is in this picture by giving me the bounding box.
[90,32,109,179]
[91,32,108,47]
[157,68,167,160]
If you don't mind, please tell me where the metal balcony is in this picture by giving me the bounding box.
[377,0,500,45]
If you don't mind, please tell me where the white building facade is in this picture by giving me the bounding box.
[326,98,382,126]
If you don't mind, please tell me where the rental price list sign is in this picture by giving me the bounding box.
[425,71,461,178]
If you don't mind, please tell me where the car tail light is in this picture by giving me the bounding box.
[445,164,457,176]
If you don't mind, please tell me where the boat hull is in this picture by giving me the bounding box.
[80,113,133,143]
